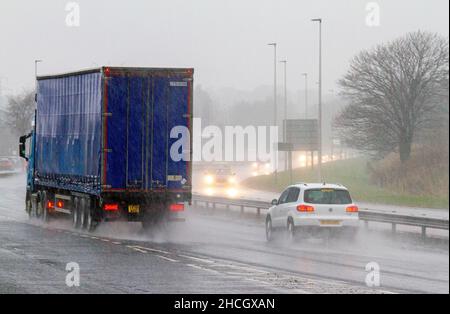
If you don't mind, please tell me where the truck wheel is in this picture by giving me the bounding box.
[40,191,50,223]
[79,198,87,230]
[72,197,81,229]
[35,191,45,219]
[142,219,153,231]
[84,198,96,232]
[25,191,32,217]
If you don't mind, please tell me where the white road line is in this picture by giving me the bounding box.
[178,254,215,264]
[100,239,110,242]
[156,255,179,262]
[186,264,220,274]
[128,245,169,255]
[131,248,148,254]
[214,263,269,274]
[111,241,122,245]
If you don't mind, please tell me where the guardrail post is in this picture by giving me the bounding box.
[240,205,244,214]
[364,220,369,229]
[226,204,230,210]
[193,200,198,207]
[212,202,216,210]
[205,202,209,209]
[257,208,260,216]
[391,223,396,234]
[421,226,427,240]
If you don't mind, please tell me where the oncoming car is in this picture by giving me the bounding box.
[251,162,272,176]
[203,166,237,187]
[265,183,359,241]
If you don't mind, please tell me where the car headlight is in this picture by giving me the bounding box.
[226,188,238,198]
[228,176,236,184]
[204,175,214,185]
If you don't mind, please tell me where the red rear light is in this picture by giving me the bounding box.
[46,200,55,209]
[56,200,64,208]
[297,204,315,212]
[169,203,184,212]
[103,203,119,211]
[346,205,359,213]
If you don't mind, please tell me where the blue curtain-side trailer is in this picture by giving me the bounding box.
[19,67,193,231]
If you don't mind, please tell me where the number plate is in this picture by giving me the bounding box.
[128,205,140,214]
[320,220,341,226]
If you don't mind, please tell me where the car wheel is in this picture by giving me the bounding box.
[287,218,295,241]
[266,216,274,242]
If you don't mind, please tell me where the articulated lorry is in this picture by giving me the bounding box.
[19,67,193,231]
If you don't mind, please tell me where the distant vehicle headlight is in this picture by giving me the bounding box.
[226,188,238,198]
[228,176,236,184]
[204,175,215,185]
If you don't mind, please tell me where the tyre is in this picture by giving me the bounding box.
[25,191,32,218]
[72,197,81,229]
[36,191,45,219]
[84,198,96,232]
[287,218,295,241]
[141,219,153,231]
[41,191,50,223]
[79,198,87,230]
[265,216,274,242]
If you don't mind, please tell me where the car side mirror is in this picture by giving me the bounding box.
[271,199,278,206]
[19,135,28,161]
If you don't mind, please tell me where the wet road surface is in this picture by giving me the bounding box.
[0,173,448,294]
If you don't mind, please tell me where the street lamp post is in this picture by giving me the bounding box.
[267,43,278,182]
[302,73,308,119]
[311,18,322,182]
[35,60,42,103]
[279,60,288,170]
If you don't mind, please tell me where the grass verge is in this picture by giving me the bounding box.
[242,158,449,209]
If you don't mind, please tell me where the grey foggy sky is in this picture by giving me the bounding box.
[0,0,448,96]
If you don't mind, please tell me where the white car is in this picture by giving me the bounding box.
[265,183,359,241]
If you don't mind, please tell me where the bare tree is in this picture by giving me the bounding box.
[336,31,449,162]
[5,91,35,136]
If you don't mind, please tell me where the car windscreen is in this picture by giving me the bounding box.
[216,169,232,175]
[304,188,352,205]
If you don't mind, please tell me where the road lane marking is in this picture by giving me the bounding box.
[157,255,179,262]
[127,245,169,255]
[178,254,215,264]
[129,247,148,254]
[186,264,220,274]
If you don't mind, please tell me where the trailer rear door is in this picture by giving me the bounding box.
[104,69,192,192]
